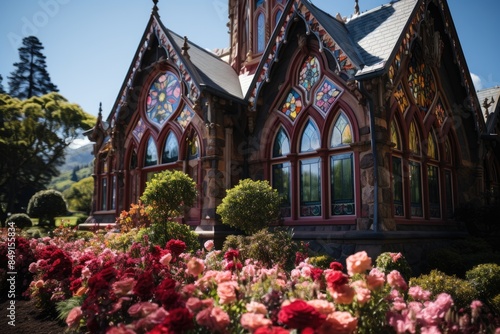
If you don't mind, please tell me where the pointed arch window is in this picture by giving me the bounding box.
[256,13,265,53]
[273,127,290,157]
[427,131,438,160]
[391,120,404,216]
[145,136,158,167]
[409,121,420,155]
[300,120,320,152]
[274,9,282,25]
[162,132,179,164]
[331,112,352,147]
[391,121,402,150]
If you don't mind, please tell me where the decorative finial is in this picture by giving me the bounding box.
[182,36,190,60]
[98,102,102,118]
[483,97,495,118]
[354,0,360,15]
[152,0,159,15]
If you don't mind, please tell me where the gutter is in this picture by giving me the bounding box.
[359,80,379,233]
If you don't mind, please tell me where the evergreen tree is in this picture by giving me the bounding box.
[0,75,6,94]
[8,36,58,99]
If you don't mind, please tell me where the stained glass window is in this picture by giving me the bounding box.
[407,42,436,111]
[391,121,401,150]
[392,157,404,216]
[188,135,199,160]
[101,178,107,211]
[393,83,409,113]
[162,132,179,164]
[435,100,445,127]
[331,153,354,215]
[132,118,146,142]
[255,0,264,8]
[314,78,340,114]
[176,106,194,129]
[409,161,422,217]
[275,9,282,25]
[281,88,303,121]
[300,158,321,216]
[145,136,158,167]
[427,131,438,160]
[257,13,265,53]
[331,112,352,147]
[299,56,320,97]
[146,71,181,127]
[273,127,290,157]
[273,162,291,217]
[300,120,320,152]
[409,122,420,155]
[428,165,440,218]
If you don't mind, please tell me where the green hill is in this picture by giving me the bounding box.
[49,143,94,192]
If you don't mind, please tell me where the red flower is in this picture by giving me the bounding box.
[311,268,323,282]
[278,300,326,330]
[326,270,349,290]
[330,262,344,271]
[223,249,240,261]
[255,326,291,334]
[166,240,186,257]
[155,277,183,309]
[134,270,155,301]
[162,307,193,333]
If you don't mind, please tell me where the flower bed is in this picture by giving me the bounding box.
[2,226,500,333]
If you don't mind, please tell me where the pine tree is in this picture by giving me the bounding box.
[0,75,6,94]
[8,36,58,99]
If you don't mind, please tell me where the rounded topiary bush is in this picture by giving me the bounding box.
[409,269,478,309]
[465,263,500,300]
[376,252,413,282]
[217,179,281,235]
[5,213,32,229]
[27,189,67,227]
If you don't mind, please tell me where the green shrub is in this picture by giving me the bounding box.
[217,179,281,235]
[425,247,466,277]
[141,170,197,222]
[375,252,413,282]
[465,263,500,300]
[143,221,200,253]
[5,213,32,229]
[309,255,334,269]
[27,189,68,227]
[223,228,298,270]
[409,270,478,309]
[491,294,500,315]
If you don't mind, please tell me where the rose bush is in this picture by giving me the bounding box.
[1,226,499,333]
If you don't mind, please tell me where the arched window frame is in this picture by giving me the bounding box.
[391,119,405,217]
[271,125,292,218]
[161,131,179,164]
[298,118,321,217]
[254,1,266,54]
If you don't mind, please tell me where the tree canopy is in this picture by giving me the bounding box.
[8,36,58,99]
[0,75,6,94]
[0,92,96,224]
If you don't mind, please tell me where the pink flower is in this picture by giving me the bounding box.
[112,277,136,296]
[318,311,358,334]
[351,280,371,305]
[408,286,431,301]
[186,297,203,312]
[390,252,403,262]
[217,281,238,304]
[204,240,214,251]
[246,301,268,314]
[366,268,385,290]
[330,284,355,304]
[241,313,273,331]
[34,280,44,288]
[186,257,205,277]
[159,253,172,267]
[128,302,159,318]
[471,300,483,319]
[387,270,408,291]
[306,299,335,315]
[135,307,169,331]
[66,306,82,328]
[196,307,230,332]
[106,324,136,334]
[346,251,372,275]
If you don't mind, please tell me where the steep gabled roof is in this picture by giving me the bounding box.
[345,0,418,78]
[477,86,500,134]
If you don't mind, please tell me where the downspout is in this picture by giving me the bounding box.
[359,80,379,233]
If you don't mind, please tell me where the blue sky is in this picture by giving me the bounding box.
[1,0,499,121]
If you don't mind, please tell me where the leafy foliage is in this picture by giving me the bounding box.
[140,170,197,222]
[466,263,500,300]
[217,179,281,235]
[115,202,151,233]
[142,221,200,253]
[63,176,93,214]
[375,252,413,282]
[5,213,32,228]
[27,189,67,227]
[222,227,298,269]
[8,36,58,99]
[410,270,478,309]
[0,93,95,224]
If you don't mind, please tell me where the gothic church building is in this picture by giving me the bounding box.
[86,0,500,260]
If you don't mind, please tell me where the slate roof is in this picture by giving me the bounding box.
[477,86,500,134]
[305,0,418,79]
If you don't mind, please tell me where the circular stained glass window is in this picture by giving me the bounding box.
[146,71,181,126]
